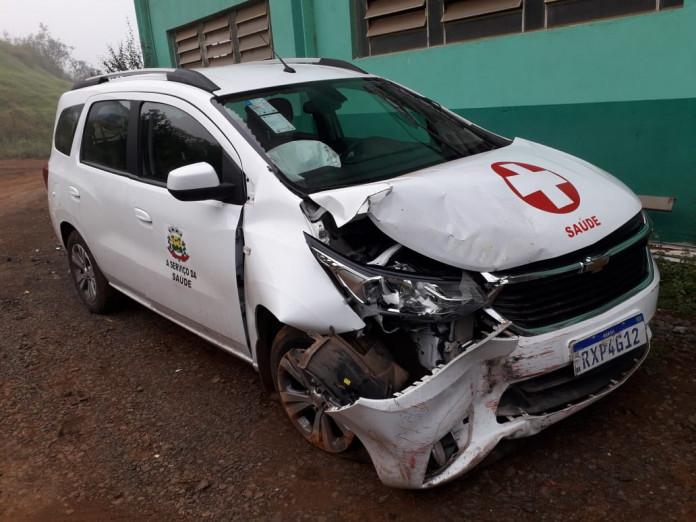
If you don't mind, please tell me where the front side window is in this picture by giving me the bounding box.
[81,100,130,172]
[140,102,223,183]
[54,104,84,156]
[222,78,505,192]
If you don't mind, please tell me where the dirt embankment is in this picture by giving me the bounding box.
[1,160,695,521]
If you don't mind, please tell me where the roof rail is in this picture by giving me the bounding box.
[71,68,221,93]
[314,58,368,75]
[70,60,365,92]
[72,68,173,89]
[277,57,368,74]
[165,69,220,92]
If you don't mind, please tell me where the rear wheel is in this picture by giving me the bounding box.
[66,231,117,313]
[271,327,355,453]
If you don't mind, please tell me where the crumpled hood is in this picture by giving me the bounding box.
[310,138,642,272]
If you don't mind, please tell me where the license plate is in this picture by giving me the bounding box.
[571,314,647,376]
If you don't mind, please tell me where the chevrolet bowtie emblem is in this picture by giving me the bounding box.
[581,255,610,273]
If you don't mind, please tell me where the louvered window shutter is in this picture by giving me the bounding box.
[364,0,427,38]
[171,0,272,68]
[236,1,273,62]
[442,0,522,22]
[203,14,234,66]
[175,26,202,68]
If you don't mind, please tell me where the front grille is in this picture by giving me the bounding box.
[497,345,647,418]
[491,213,651,331]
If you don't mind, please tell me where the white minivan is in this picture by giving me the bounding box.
[47,59,659,489]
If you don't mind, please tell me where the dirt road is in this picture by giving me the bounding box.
[1,159,694,521]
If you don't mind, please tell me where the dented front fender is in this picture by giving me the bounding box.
[329,275,658,489]
[329,326,517,488]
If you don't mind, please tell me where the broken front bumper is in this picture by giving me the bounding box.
[329,266,659,489]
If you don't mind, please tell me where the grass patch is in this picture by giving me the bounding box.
[656,255,696,315]
[0,40,70,158]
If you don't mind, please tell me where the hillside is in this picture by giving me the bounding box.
[0,40,71,158]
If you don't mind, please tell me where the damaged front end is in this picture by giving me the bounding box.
[303,210,496,373]
[288,203,517,487]
[280,199,659,489]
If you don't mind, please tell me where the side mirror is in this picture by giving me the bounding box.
[167,162,236,202]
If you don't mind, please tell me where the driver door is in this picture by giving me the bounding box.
[128,94,248,357]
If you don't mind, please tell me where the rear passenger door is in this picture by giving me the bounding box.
[49,103,84,239]
[128,94,249,356]
[74,96,146,299]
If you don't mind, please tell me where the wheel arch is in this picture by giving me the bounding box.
[254,305,283,393]
[59,221,78,248]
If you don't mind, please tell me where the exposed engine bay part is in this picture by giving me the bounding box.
[301,200,462,278]
[300,198,489,373]
[278,318,483,418]
[410,328,441,369]
[410,315,475,369]
[298,334,409,406]
[368,243,402,266]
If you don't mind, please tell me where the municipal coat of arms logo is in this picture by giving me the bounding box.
[167,226,190,262]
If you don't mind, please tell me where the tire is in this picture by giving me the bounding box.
[271,326,355,453]
[66,231,117,313]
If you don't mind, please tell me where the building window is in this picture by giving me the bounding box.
[172,0,272,68]
[354,0,683,57]
[442,0,522,44]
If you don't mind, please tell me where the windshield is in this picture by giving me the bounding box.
[221,78,507,192]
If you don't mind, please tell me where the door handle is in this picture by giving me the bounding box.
[134,208,152,224]
[68,186,80,199]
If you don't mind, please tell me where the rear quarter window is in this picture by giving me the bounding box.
[54,104,84,156]
[81,100,131,173]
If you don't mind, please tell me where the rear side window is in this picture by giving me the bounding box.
[54,104,83,156]
[140,102,222,183]
[81,100,131,172]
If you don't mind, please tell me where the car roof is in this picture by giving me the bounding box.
[65,59,372,101]
[201,59,371,95]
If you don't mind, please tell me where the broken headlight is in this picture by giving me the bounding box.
[306,235,485,320]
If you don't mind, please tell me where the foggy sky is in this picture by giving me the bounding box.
[0,0,140,66]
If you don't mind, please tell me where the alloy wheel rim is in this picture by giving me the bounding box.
[277,348,354,453]
[71,244,97,302]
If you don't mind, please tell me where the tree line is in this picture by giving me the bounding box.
[1,20,143,81]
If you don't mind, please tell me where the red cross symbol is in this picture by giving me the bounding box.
[491,162,581,214]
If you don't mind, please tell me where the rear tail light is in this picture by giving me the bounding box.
[42,163,49,188]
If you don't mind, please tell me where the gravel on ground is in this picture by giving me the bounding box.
[1,160,694,521]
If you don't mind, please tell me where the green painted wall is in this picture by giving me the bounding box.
[134,0,696,244]
[133,0,302,67]
[352,6,696,109]
[461,99,696,244]
[134,0,252,67]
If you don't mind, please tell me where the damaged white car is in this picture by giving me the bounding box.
[47,59,659,489]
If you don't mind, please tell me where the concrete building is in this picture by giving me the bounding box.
[133,0,694,245]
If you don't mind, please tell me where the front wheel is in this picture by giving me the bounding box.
[66,231,117,313]
[271,327,355,453]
